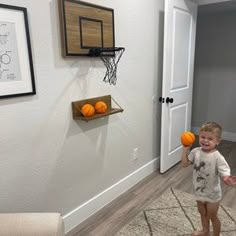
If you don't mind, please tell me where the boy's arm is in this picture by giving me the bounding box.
[217,155,235,185]
[181,146,191,168]
[222,176,236,186]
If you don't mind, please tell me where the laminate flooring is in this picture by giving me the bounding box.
[69,139,236,236]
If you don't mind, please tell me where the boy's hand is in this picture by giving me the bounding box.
[183,145,191,150]
[181,146,191,167]
[223,176,236,186]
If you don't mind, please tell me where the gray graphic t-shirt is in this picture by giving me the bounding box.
[188,147,230,202]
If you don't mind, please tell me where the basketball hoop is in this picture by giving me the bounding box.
[88,47,125,85]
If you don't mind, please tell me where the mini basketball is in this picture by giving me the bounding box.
[81,104,95,117]
[95,101,108,114]
[181,131,195,147]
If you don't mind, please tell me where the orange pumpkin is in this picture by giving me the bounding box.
[95,101,108,114]
[181,131,195,147]
[81,104,95,117]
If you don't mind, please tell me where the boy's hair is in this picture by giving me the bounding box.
[200,122,222,139]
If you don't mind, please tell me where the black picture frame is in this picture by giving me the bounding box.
[0,3,35,99]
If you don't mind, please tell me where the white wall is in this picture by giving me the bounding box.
[0,0,164,233]
[192,9,236,137]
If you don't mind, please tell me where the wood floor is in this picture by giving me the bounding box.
[69,140,236,236]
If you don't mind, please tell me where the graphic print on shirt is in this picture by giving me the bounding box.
[193,161,210,193]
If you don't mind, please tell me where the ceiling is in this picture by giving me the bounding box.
[198,0,236,14]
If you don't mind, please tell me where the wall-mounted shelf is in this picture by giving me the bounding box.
[72,95,123,121]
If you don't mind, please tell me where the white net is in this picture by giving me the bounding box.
[89,47,125,85]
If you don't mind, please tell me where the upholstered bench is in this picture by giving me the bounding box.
[0,213,65,236]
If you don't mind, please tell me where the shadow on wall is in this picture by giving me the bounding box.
[153,10,164,161]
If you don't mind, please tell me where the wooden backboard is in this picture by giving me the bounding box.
[58,0,115,56]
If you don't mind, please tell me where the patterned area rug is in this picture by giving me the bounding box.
[116,188,236,236]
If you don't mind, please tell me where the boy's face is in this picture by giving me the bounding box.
[199,131,220,152]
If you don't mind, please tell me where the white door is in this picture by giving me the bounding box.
[160,0,198,173]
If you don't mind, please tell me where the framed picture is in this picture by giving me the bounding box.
[58,0,115,56]
[0,4,35,99]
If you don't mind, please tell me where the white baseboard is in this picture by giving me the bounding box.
[192,127,236,142]
[63,157,159,233]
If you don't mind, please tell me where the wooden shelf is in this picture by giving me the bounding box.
[72,95,124,121]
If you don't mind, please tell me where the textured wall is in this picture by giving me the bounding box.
[0,0,164,231]
[192,9,236,133]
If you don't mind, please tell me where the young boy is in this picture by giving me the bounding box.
[181,122,236,236]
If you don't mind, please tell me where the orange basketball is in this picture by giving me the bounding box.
[95,101,108,114]
[81,103,95,117]
[181,131,195,147]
